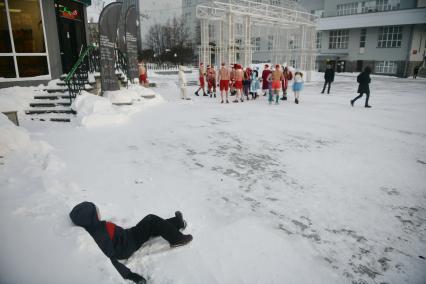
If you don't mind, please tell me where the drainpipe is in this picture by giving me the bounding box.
[403,25,415,78]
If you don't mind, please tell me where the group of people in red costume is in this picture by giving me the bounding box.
[195,63,301,105]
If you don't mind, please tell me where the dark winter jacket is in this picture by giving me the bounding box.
[69,202,144,283]
[357,71,371,94]
[324,68,335,82]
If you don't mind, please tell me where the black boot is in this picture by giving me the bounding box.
[195,91,199,96]
[170,234,193,248]
[175,211,187,230]
[350,100,354,107]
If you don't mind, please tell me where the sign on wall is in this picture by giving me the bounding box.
[98,2,122,92]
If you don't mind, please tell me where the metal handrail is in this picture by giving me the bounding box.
[64,44,96,84]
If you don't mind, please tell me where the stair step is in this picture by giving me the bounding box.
[45,85,93,93]
[112,102,133,106]
[29,117,71,123]
[46,88,67,93]
[57,81,95,86]
[34,95,72,100]
[30,102,71,108]
[25,109,76,115]
[50,118,71,123]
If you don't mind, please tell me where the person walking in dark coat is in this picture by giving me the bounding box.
[351,66,372,108]
[413,65,420,79]
[70,202,192,284]
[321,64,335,94]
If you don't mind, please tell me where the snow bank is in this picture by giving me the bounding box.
[0,114,32,156]
[72,88,164,128]
[71,91,129,128]
[0,86,41,115]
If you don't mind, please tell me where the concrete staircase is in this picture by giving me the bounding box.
[25,74,95,123]
[25,71,154,123]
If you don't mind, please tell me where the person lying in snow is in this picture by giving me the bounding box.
[69,202,193,284]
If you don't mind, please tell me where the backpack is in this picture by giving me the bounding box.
[357,73,361,83]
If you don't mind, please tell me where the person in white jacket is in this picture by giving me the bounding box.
[178,65,190,100]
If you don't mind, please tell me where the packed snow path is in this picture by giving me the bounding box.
[1,73,425,284]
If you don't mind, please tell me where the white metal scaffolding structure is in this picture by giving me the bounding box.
[196,0,318,80]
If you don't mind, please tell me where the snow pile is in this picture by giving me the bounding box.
[104,84,156,104]
[0,113,32,156]
[72,88,164,128]
[71,91,129,128]
[0,86,40,115]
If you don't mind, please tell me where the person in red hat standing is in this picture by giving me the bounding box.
[229,64,236,96]
[207,65,217,97]
[281,66,293,100]
[218,63,230,103]
[262,64,272,97]
[195,63,207,96]
[270,64,283,104]
[233,64,244,103]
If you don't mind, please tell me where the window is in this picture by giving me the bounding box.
[376,0,400,12]
[251,37,260,51]
[360,28,367,48]
[208,24,215,38]
[337,3,358,16]
[360,0,400,13]
[183,0,192,8]
[289,34,300,49]
[361,1,376,13]
[311,9,324,18]
[0,0,49,80]
[316,32,322,49]
[375,61,397,74]
[377,26,402,48]
[0,0,12,53]
[236,23,242,34]
[268,35,273,51]
[329,30,349,49]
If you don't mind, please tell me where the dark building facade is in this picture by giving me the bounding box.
[0,0,91,88]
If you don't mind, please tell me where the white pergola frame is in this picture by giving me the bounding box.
[196,0,318,80]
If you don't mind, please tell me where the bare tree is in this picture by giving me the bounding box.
[145,17,192,63]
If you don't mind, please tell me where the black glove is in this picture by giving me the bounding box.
[128,272,147,284]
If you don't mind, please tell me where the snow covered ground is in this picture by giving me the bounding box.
[0,73,425,284]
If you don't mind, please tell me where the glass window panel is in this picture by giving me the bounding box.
[17,56,48,77]
[9,0,46,53]
[0,56,16,78]
[0,0,12,52]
